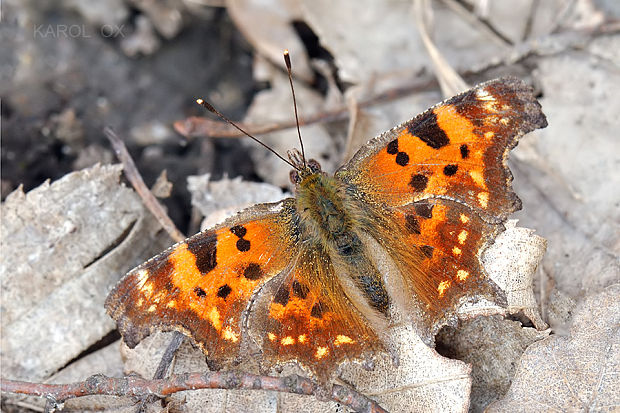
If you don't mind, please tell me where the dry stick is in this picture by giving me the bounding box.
[104,127,185,244]
[440,0,514,47]
[104,127,187,411]
[174,76,438,138]
[1,374,388,413]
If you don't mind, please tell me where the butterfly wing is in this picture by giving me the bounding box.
[247,244,382,382]
[338,77,547,221]
[105,199,301,368]
[336,78,547,334]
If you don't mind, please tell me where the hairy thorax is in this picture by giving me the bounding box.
[295,174,356,254]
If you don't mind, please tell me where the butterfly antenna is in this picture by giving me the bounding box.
[196,98,299,171]
[283,50,306,169]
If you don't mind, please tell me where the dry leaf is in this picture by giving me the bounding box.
[187,173,287,224]
[1,164,169,383]
[227,0,314,82]
[487,284,620,412]
[437,315,549,411]
[511,41,620,308]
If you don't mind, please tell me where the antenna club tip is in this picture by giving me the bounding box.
[196,98,204,104]
[284,49,289,55]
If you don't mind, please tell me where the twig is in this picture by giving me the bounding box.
[135,331,186,412]
[104,127,187,411]
[414,0,469,97]
[173,76,438,138]
[104,127,185,243]
[1,373,388,413]
[440,0,514,47]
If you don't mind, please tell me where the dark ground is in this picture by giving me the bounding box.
[2,4,260,233]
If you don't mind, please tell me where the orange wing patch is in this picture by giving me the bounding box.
[248,247,381,382]
[340,77,547,221]
[395,198,505,322]
[105,200,299,367]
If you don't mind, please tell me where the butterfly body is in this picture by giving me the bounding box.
[294,166,393,318]
[106,77,547,383]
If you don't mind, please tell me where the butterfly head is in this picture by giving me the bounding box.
[288,148,323,185]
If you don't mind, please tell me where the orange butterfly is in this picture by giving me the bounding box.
[105,77,547,383]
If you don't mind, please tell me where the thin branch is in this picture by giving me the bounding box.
[104,127,186,243]
[173,76,438,138]
[175,19,618,141]
[440,0,514,47]
[1,372,388,413]
[104,127,187,412]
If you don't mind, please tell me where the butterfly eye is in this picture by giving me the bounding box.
[290,169,301,184]
[307,159,322,174]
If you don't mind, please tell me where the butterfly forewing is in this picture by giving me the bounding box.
[105,199,300,367]
[338,77,547,222]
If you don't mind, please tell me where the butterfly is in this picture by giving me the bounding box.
[105,77,547,384]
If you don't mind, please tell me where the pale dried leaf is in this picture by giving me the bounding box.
[151,169,174,198]
[511,44,620,305]
[297,0,511,84]
[487,284,620,412]
[0,164,169,382]
[187,174,286,221]
[437,316,549,411]
[482,220,548,329]
[342,325,472,413]
[226,0,314,82]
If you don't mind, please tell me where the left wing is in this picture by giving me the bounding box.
[105,199,301,368]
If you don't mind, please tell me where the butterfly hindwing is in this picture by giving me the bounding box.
[247,245,382,382]
[393,198,505,324]
[105,199,300,367]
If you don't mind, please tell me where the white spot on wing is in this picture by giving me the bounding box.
[269,202,284,213]
[476,88,495,101]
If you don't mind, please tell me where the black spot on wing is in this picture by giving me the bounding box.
[292,281,309,299]
[420,245,434,258]
[387,139,399,154]
[236,239,251,252]
[273,285,290,306]
[443,164,458,176]
[243,263,263,280]
[217,284,232,299]
[310,302,324,318]
[405,214,421,234]
[460,144,469,159]
[395,151,410,166]
[230,225,247,238]
[186,230,217,274]
[386,138,409,166]
[194,287,207,297]
[415,202,434,219]
[409,174,428,192]
[409,112,449,149]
